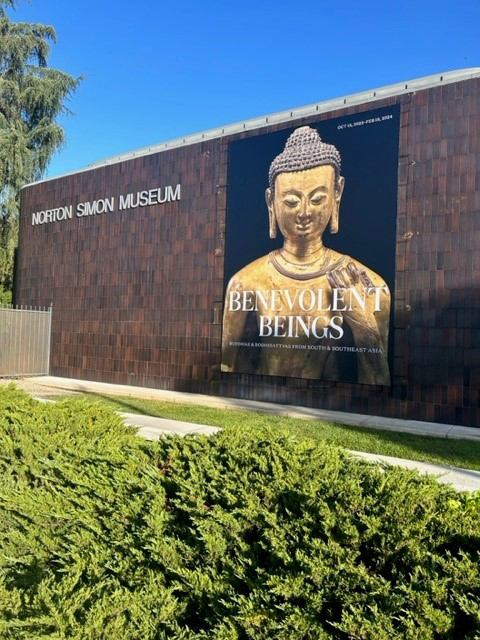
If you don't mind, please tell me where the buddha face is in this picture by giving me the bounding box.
[266,165,344,244]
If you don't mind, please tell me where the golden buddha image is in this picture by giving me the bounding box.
[221,126,391,385]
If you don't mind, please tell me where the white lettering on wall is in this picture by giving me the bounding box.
[31,205,73,226]
[31,184,181,226]
[76,197,115,217]
[118,185,181,211]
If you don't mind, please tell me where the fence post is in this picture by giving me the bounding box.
[46,304,53,375]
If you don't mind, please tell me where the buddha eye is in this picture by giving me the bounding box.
[310,194,325,205]
[284,197,300,207]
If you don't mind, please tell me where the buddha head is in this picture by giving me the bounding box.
[266,126,345,242]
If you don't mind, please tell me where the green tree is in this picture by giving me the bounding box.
[0,0,80,297]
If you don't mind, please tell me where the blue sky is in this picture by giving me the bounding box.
[9,0,480,178]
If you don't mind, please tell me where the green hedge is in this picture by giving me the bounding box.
[0,385,479,639]
[0,286,12,306]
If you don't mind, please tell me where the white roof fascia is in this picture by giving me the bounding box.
[23,67,480,188]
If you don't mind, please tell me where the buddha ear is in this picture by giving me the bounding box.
[329,176,345,234]
[265,187,277,239]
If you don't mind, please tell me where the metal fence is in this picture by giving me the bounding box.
[0,305,52,377]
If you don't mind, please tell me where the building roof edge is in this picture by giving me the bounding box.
[23,67,480,189]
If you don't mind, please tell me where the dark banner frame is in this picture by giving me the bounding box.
[223,104,400,384]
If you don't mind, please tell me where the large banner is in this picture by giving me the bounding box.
[222,105,400,385]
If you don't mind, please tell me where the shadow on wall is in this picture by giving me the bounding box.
[405,286,479,425]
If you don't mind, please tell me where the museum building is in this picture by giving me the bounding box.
[15,68,480,427]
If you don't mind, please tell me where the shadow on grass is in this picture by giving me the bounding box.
[296,421,480,470]
[66,391,480,471]
[75,391,156,417]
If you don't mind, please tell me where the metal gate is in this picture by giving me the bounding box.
[0,306,52,377]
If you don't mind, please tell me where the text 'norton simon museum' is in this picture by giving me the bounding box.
[15,68,480,428]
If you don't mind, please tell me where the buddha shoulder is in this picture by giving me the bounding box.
[225,254,273,291]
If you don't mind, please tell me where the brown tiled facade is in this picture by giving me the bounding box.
[16,76,480,427]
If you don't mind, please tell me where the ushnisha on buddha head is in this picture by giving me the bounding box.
[266,126,345,242]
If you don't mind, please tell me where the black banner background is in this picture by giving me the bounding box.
[224,104,400,381]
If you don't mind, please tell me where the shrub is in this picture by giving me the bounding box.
[0,385,479,639]
[0,286,12,306]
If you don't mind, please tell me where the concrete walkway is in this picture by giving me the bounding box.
[117,411,480,493]
[3,376,480,492]
[6,375,480,441]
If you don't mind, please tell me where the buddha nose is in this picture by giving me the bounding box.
[297,202,311,220]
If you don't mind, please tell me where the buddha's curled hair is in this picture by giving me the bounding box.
[269,126,341,189]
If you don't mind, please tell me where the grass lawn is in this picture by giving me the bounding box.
[66,393,480,472]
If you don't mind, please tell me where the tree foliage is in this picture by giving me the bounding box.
[0,386,479,639]
[0,1,80,294]
[0,1,16,17]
